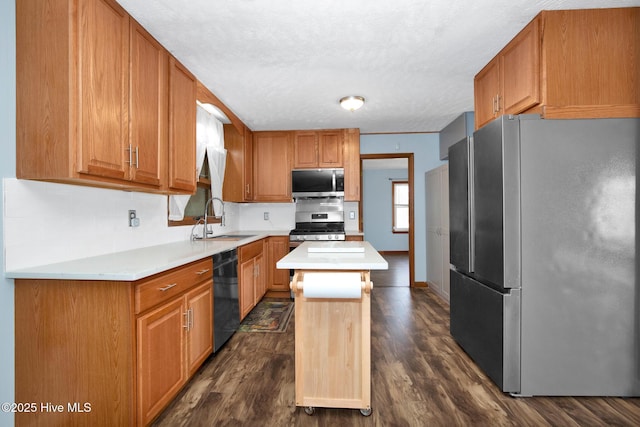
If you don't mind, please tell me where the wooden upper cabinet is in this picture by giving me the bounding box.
[79,0,130,181]
[501,18,540,115]
[541,7,639,117]
[129,21,168,188]
[293,130,343,168]
[474,57,501,129]
[474,7,640,129]
[168,58,197,194]
[244,127,255,200]
[343,128,361,202]
[293,132,319,168]
[222,123,250,202]
[253,131,292,201]
[318,131,343,167]
[16,0,199,194]
[474,16,539,129]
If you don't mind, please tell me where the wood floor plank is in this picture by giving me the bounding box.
[153,256,640,426]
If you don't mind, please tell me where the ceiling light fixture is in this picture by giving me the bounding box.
[339,95,365,111]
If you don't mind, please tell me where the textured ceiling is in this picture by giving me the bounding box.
[116,0,639,133]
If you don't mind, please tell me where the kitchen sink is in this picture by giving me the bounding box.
[203,234,256,241]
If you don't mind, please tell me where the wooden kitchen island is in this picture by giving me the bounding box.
[276,241,388,416]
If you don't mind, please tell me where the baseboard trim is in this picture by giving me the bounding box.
[414,281,428,288]
[378,250,409,255]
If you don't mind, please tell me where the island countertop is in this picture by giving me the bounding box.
[276,241,388,271]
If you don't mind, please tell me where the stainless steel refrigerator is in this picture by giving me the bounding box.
[448,114,639,396]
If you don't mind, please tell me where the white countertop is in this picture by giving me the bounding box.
[5,230,289,281]
[276,241,388,271]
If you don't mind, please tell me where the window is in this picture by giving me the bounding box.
[168,154,219,226]
[392,181,409,233]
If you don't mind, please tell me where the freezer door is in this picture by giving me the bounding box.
[473,117,521,290]
[450,269,521,393]
[448,137,473,272]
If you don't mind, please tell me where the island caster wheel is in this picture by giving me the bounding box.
[304,406,315,415]
[360,407,372,416]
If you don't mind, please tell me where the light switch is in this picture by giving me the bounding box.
[349,211,356,220]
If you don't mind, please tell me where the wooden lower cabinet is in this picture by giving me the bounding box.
[14,258,213,427]
[137,298,186,426]
[239,239,266,320]
[267,236,290,292]
[345,235,364,241]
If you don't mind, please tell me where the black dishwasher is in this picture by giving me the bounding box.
[213,249,240,352]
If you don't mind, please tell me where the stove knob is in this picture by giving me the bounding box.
[315,236,320,240]
[328,235,333,240]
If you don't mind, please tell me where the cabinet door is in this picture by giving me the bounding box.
[168,57,197,193]
[253,132,292,201]
[318,131,343,167]
[78,0,130,181]
[137,297,186,426]
[223,124,254,202]
[293,132,318,168]
[343,128,361,202]
[474,57,501,130]
[254,252,266,305]
[129,21,167,188]
[185,282,213,376]
[244,128,254,200]
[502,17,540,115]
[239,258,256,320]
[268,236,290,291]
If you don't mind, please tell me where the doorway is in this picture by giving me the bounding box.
[360,153,415,287]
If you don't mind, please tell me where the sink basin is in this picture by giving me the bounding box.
[202,234,256,241]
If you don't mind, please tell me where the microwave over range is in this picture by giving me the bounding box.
[291,168,344,198]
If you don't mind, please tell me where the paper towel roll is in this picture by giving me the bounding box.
[302,272,362,299]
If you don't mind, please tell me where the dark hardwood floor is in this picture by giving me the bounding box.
[154,261,640,426]
[371,252,409,287]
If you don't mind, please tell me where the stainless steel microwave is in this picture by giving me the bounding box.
[291,168,344,198]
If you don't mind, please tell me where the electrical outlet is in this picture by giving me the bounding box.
[349,211,356,220]
[264,212,269,221]
[128,210,140,227]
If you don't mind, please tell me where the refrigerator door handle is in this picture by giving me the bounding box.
[468,135,475,273]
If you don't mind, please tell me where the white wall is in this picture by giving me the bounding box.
[3,179,245,271]
[360,133,446,283]
[1,2,15,425]
[363,168,409,251]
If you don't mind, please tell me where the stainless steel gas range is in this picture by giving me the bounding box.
[289,197,345,248]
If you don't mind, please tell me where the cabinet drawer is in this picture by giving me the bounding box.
[239,239,263,261]
[135,258,213,314]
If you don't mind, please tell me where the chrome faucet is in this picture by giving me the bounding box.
[203,197,225,237]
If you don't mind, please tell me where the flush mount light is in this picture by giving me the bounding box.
[339,95,365,111]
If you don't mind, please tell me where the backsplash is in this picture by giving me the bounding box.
[3,179,360,271]
[2,179,238,270]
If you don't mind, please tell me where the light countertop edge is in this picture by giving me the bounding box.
[276,241,388,270]
[5,230,290,281]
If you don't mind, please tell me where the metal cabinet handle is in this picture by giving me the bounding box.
[159,283,177,292]
[183,310,190,330]
[134,146,139,168]
[126,144,133,165]
[196,268,210,275]
[246,184,250,194]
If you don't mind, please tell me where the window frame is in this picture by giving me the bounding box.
[392,180,409,234]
